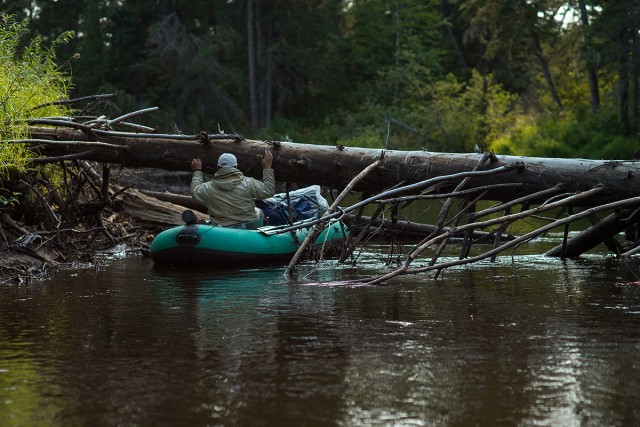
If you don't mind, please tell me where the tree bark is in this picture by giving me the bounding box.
[247,0,259,136]
[578,0,600,114]
[27,126,640,207]
[544,209,635,258]
[631,22,638,121]
[138,189,206,213]
[534,34,563,110]
[342,214,507,242]
[616,14,631,134]
[115,188,207,229]
[619,48,630,134]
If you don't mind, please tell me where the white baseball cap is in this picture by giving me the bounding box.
[217,153,237,167]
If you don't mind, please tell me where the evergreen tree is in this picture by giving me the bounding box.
[588,0,640,133]
[456,0,566,107]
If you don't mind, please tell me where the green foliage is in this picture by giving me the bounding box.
[5,1,640,161]
[419,71,517,151]
[141,12,245,133]
[490,111,640,159]
[257,116,307,143]
[0,188,19,208]
[0,15,72,204]
[273,69,520,154]
[343,0,446,108]
[337,125,388,150]
[490,115,562,157]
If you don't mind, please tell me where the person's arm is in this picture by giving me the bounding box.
[190,158,207,203]
[256,168,275,198]
[261,149,273,169]
[248,150,275,199]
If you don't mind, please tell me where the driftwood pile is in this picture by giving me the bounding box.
[0,159,156,284]
[3,96,640,284]
[0,95,191,284]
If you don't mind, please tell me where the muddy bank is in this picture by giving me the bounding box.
[0,166,205,285]
[0,206,152,285]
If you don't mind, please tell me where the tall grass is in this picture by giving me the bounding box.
[0,15,73,182]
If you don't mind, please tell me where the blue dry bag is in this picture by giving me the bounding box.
[256,185,329,226]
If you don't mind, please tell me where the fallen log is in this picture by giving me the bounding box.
[364,193,640,285]
[138,189,206,213]
[138,188,512,242]
[544,209,637,258]
[114,188,207,229]
[27,126,640,207]
[341,214,511,242]
[18,115,640,282]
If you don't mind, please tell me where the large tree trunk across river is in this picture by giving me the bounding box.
[14,124,640,283]
[29,126,640,207]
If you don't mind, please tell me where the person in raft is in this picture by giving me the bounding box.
[190,150,274,229]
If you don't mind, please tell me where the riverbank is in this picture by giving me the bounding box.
[0,164,208,285]
[0,210,155,285]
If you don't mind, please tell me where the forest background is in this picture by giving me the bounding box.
[3,0,640,161]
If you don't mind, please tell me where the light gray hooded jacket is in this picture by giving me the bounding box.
[191,167,275,226]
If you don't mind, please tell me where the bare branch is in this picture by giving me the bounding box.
[27,93,116,112]
[285,154,384,276]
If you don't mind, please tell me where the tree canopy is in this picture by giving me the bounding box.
[2,0,640,159]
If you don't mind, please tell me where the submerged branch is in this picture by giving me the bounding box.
[365,186,609,285]
[471,184,565,219]
[274,164,518,236]
[376,183,523,204]
[284,155,384,276]
[366,195,640,285]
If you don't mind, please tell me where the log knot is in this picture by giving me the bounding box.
[288,158,308,168]
[265,140,282,150]
[376,165,389,174]
[162,150,182,166]
[198,131,211,147]
[84,128,98,142]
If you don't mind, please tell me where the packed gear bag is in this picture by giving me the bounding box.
[256,185,329,226]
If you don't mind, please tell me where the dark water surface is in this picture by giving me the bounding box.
[2,248,640,426]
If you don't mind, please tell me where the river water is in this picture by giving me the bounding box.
[2,240,640,426]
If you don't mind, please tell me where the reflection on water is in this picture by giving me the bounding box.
[2,252,640,426]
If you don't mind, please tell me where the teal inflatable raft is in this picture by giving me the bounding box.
[150,220,348,267]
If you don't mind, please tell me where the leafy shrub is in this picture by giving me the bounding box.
[414,71,519,153]
[0,15,73,186]
[490,110,640,160]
